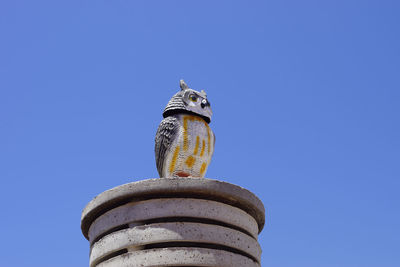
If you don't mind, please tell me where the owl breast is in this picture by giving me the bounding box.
[164,114,215,178]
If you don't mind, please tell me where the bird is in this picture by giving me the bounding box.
[155,80,215,178]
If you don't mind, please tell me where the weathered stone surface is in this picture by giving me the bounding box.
[81,178,265,239]
[88,198,259,242]
[81,178,265,267]
[96,247,260,267]
[90,222,261,266]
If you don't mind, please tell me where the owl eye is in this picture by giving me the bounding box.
[190,95,198,102]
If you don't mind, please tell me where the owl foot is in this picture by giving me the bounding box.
[175,171,191,178]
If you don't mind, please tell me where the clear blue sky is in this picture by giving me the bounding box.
[1,1,399,266]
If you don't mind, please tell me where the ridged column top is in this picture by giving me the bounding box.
[81,178,265,240]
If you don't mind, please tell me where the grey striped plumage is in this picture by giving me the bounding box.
[163,92,186,117]
[154,116,180,177]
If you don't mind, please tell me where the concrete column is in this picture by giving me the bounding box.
[81,178,265,267]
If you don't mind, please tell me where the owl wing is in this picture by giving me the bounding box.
[155,116,180,177]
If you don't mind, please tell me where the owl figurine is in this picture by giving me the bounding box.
[155,80,215,178]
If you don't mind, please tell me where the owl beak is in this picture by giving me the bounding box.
[201,99,210,109]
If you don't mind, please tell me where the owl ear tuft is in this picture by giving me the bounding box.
[201,90,207,97]
[180,80,189,90]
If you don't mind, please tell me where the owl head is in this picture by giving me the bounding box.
[163,80,212,123]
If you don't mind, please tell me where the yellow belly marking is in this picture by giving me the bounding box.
[183,115,210,154]
[185,156,196,168]
[200,162,207,176]
[202,120,211,155]
[169,146,180,173]
[183,118,189,151]
[200,139,205,157]
[193,136,200,155]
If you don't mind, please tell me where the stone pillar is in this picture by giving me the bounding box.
[81,178,265,267]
